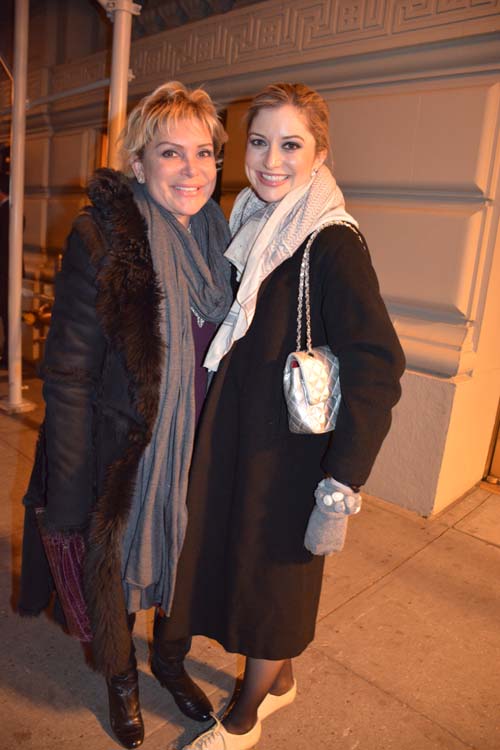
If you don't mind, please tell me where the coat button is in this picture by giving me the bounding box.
[323,494,333,506]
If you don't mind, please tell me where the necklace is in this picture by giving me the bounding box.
[191,308,205,328]
[186,223,205,326]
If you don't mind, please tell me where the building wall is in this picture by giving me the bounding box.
[1,0,499,514]
[327,74,500,514]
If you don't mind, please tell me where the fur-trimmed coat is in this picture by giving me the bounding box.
[19,169,226,677]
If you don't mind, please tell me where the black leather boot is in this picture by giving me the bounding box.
[106,614,144,749]
[151,612,213,722]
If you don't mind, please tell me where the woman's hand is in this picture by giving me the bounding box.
[304,476,362,556]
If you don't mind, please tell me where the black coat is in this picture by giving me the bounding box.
[20,169,175,676]
[164,224,406,659]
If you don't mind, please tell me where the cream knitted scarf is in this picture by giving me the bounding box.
[204,165,357,371]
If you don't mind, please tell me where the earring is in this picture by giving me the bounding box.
[137,175,145,184]
[311,168,318,178]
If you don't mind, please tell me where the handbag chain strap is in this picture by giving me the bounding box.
[296,220,367,352]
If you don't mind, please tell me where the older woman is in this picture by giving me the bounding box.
[164,83,406,750]
[18,82,233,748]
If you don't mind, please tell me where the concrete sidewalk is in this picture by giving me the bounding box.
[1,371,499,750]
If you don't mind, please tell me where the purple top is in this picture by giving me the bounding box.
[191,313,216,426]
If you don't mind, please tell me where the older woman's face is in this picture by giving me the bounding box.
[132,119,217,226]
[245,104,325,203]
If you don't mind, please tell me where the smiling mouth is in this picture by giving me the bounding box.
[174,186,203,194]
[258,172,289,185]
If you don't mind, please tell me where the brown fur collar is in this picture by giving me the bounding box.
[85,167,164,440]
[78,168,164,676]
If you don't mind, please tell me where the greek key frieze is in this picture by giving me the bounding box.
[39,0,500,96]
[393,0,498,31]
[51,59,107,95]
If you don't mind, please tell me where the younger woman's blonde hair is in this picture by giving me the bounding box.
[245,82,330,156]
[120,81,227,174]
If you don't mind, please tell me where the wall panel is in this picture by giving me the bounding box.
[350,199,485,316]
[46,197,87,251]
[25,137,50,189]
[328,81,499,195]
[412,83,499,195]
[23,198,48,251]
[50,130,100,189]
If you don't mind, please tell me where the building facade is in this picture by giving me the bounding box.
[1,0,499,515]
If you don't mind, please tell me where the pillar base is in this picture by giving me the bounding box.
[0,397,37,414]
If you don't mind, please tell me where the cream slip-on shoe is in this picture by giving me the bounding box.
[182,715,262,750]
[257,680,297,721]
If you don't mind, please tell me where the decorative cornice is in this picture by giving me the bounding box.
[129,0,500,83]
[6,0,497,109]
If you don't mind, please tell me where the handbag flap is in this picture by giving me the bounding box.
[291,348,338,406]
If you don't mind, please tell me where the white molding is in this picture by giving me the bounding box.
[391,313,476,377]
[1,0,497,112]
[125,0,500,82]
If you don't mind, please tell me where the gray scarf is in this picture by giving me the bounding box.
[121,181,232,614]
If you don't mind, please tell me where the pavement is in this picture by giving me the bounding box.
[1,370,499,750]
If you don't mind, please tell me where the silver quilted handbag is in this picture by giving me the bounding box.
[283,222,349,434]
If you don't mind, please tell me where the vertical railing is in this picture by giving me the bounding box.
[6,0,31,412]
[2,0,141,412]
[99,0,141,168]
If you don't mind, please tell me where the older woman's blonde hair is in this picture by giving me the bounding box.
[120,81,227,174]
[245,82,330,156]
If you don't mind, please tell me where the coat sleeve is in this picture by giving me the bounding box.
[39,220,107,530]
[317,225,405,487]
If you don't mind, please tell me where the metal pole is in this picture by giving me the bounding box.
[4,0,34,413]
[104,0,141,169]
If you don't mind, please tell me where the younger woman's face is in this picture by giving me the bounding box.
[245,104,326,203]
